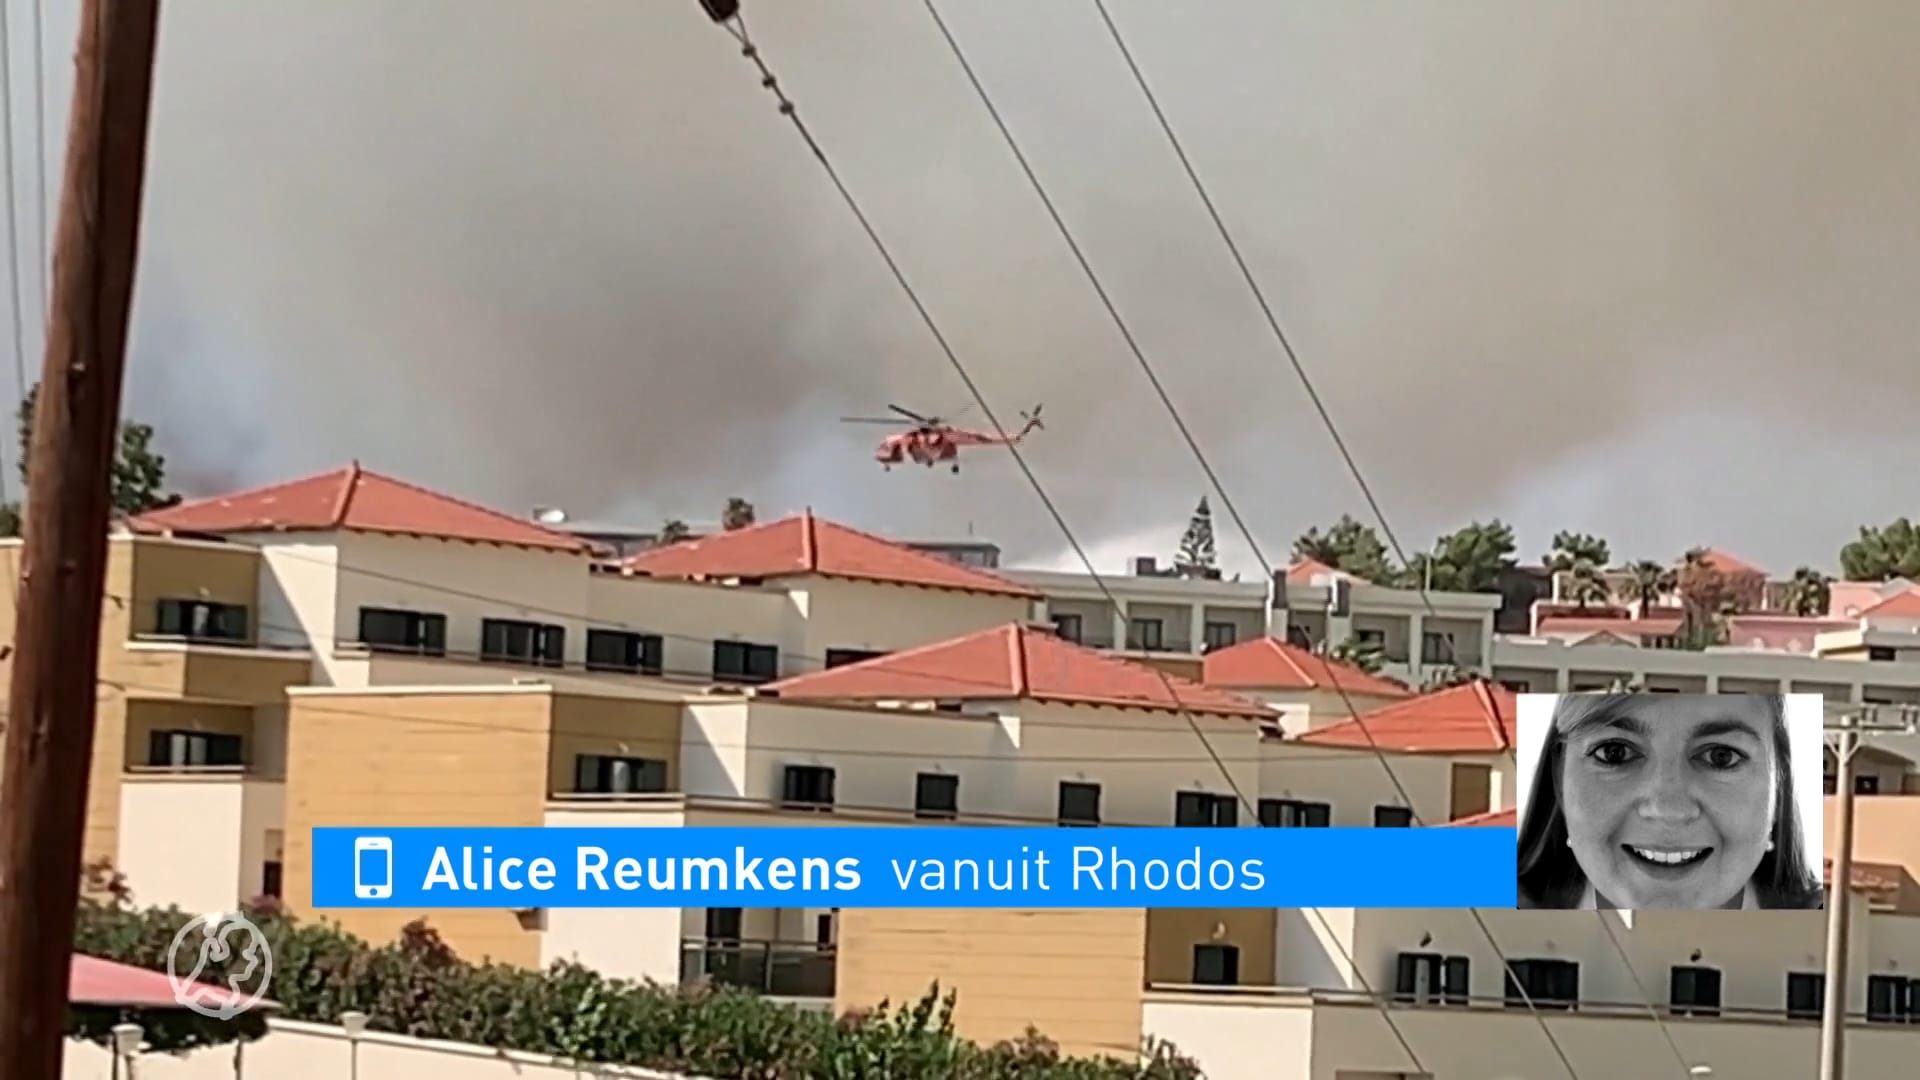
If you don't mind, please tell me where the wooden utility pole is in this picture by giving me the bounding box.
[0,2,162,1077]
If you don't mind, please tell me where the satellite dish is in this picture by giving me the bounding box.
[535,507,567,525]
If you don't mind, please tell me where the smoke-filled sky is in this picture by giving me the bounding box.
[5,1,1919,579]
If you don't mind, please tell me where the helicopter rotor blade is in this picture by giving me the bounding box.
[889,403,935,425]
[842,417,912,426]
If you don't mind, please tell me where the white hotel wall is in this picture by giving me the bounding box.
[116,776,285,915]
[685,699,1269,825]
[587,574,797,677]
[1256,744,1456,827]
[64,1020,703,1080]
[1144,990,1920,1080]
[539,804,693,985]
[789,578,1034,675]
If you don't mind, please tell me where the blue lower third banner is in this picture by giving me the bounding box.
[312,827,1516,909]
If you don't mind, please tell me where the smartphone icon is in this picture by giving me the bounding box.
[354,836,393,900]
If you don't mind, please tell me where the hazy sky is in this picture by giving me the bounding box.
[3,1,1917,580]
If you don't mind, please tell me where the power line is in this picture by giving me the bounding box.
[26,0,44,325]
[1078,5,1689,1076]
[701,7,1432,1071]
[0,0,30,434]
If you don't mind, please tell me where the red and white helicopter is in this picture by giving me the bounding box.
[842,403,1044,473]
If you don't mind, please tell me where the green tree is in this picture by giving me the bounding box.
[1784,565,1832,617]
[1543,530,1611,573]
[1174,496,1218,578]
[654,519,692,546]
[1327,632,1386,675]
[1841,518,1920,581]
[1675,547,1735,649]
[1623,559,1676,612]
[1402,519,1516,593]
[721,496,756,531]
[1293,514,1393,582]
[1,382,179,535]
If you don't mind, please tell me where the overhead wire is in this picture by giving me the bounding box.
[1078,3,1691,1075]
[702,8,1433,1072]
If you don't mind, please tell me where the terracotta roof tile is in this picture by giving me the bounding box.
[131,463,590,554]
[1860,589,1920,619]
[70,953,273,1010]
[1202,636,1412,698]
[622,511,1037,598]
[1439,806,1516,827]
[1285,556,1357,585]
[1537,614,1685,637]
[1294,680,1517,754]
[1698,548,1765,576]
[765,623,1273,719]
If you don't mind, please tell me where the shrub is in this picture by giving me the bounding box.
[73,897,1200,1079]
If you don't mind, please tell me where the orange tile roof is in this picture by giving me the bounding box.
[1285,556,1357,585]
[1861,589,1920,619]
[622,511,1037,598]
[1439,806,1516,827]
[1697,548,1765,576]
[1537,614,1685,637]
[1202,636,1412,698]
[1294,680,1517,754]
[765,622,1274,719]
[130,463,591,553]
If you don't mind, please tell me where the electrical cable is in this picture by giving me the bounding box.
[702,9,1434,1071]
[1080,5,1692,1075]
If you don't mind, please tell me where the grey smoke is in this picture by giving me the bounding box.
[17,0,1920,574]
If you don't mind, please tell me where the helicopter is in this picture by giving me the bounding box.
[841,403,1044,473]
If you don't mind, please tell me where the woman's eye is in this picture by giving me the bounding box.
[1587,740,1641,766]
[1697,745,1748,770]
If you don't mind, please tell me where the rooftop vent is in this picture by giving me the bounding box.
[533,506,567,525]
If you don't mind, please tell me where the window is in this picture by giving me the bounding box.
[1192,945,1240,986]
[1395,952,1470,1005]
[261,860,283,899]
[1374,805,1415,828]
[1202,621,1238,652]
[585,629,663,674]
[1670,965,1722,1016]
[825,648,885,669]
[1786,972,1824,1020]
[1127,617,1165,651]
[481,618,565,667]
[1285,624,1315,649]
[154,599,249,642]
[1355,627,1387,648]
[1422,630,1456,663]
[1869,646,1897,661]
[1504,959,1578,1009]
[1058,781,1102,826]
[358,607,447,655]
[574,755,668,795]
[1259,799,1331,828]
[146,730,244,769]
[1857,774,1882,795]
[782,765,836,810]
[705,907,743,942]
[714,640,779,684]
[816,912,835,947]
[1176,791,1238,828]
[914,772,959,820]
[1051,613,1083,643]
[1823,772,1837,795]
[1866,974,1915,1023]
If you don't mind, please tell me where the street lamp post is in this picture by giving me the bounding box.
[1819,703,1919,1080]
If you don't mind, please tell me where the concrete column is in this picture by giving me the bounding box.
[1111,601,1129,650]
[1408,613,1426,670]
[1189,605,1207,654]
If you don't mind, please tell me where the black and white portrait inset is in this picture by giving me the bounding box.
[1514,693,1825,910]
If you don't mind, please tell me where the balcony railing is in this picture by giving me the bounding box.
[681,938,836,998]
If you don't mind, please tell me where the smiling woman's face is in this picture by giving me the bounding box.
[1554,695,1778,909]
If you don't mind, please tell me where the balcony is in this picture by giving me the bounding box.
[117,636,313,703]
[681,938,836,999]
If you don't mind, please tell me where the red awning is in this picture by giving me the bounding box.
[68,954,274,1011]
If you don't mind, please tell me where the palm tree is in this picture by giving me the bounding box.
[1784,566,1832,617]
[1624,559,1677,613]
[1564,561,1610,607]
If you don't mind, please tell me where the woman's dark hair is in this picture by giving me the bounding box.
[1515,693,1823,909]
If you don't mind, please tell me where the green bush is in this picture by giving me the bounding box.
[73,896,1200,1080]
